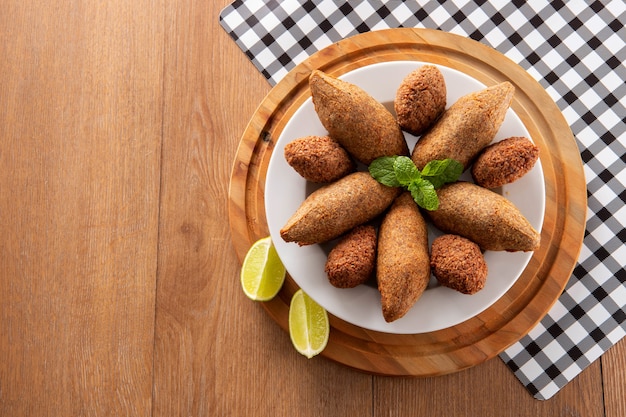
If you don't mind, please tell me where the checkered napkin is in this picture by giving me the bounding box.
[220,0,626,400]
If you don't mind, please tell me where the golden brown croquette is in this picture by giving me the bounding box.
[377,192,430,322]
[284,135,355,183]
[325,225,377,288]
[471,136,540,188]
[280,172,400,246]
[309,70,409,165]
[412,82,514,170]
[395,65,447,136]
[427,182,541,252]
[430,234,488,295]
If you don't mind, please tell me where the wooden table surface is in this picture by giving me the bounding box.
[0,1,624,416]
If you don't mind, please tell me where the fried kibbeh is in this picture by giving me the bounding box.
[377,192,430,322]
[431,234,487,295]
[411,82,515,170]
[325,225,377,288]
[284,135,355,183]
[309,70,408,165]
[427,182,540,252]
[280,172,400,246]
[395,65,447,136]
[471,136,540,188]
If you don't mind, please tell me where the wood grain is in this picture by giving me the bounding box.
[374,357,605,416]
[228,28,587,376]
[0,0,163,415]
[603,338,626,417]
[152,2,242,414]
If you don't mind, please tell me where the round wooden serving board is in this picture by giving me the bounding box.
[228,28,586,376]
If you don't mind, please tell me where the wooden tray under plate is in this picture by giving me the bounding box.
[228,28,587,376]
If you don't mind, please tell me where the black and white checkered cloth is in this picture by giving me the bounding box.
[220,0,626,400]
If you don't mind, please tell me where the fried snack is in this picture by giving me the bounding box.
[309,70,408,165]
[411,82,515,170]
[430,234,487,295]
[471,136,540,188]
[325,225,377,288]
[427,182,540,252]
[280,172,400,246]
[377,192,430,322]
[284,135,355,183]
[395,65,447,136]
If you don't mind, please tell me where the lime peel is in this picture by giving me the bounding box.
[240,237,286,301]
[289,289,329,358]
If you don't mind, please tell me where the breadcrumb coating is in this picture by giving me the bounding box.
[325,225,377,288]
[309,70,409,165]
[412,82,514,170]
[284,135,355,183]
[377,192,430,322]
[280,172,400,246]
[428,182,541,252]
[395,65,447,136]
[471,136,539,188]
[430,234,487,295]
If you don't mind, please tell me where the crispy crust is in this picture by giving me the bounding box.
[411,82,514,170]
[427,182,540,252]
[280,172,400,246]
[395,65,447,136]
[471,136,539,188]
[309,70,409,165]
[430,234,487,295]
[376,192,430,322]
[325,225,377,288]
[284,135,355,183]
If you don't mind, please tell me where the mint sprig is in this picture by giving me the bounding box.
[369,156,463,211]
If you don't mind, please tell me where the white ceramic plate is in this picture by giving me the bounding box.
[265,61,545,334]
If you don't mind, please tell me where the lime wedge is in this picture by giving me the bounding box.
[240,237,286,301]
[289,289,329,358]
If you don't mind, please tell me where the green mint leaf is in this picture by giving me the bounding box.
[408,179,439,211]
[369,156,401,187]
[421,159,463,189]
[393,156,420,186]
[370,156,456,210]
